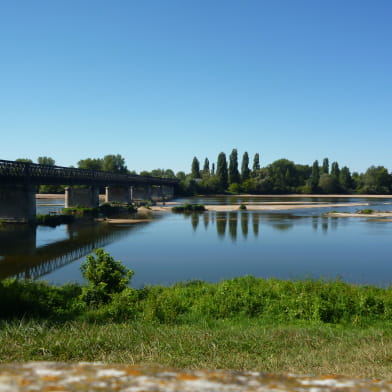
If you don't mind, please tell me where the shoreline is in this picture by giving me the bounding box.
[36,193,392,199]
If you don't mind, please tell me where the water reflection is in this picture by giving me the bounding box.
[0,222,148,280]
[229,212,237,242]
[216,212,227,238]
[241,212,248,238]
[252,213,260,236]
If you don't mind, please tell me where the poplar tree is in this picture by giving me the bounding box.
[322,158,329,174]
[229,148,240,184]
[216,152,228,191]
[241,151,251,181]
[252,153,260,175]
[191,156,200,178]
[331,162,340,179]
[203,158,210,175]
[311,160,320,192]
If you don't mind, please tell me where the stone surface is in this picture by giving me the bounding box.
[0,362,392,391]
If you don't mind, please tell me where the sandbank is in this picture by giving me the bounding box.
[326,212,392,218]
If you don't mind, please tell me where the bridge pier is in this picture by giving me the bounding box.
[0,184,36,221]
[65,186,99,208]
[105,186,132,204]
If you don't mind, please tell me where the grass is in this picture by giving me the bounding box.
[3,267,392,378]
[1,319,392,378]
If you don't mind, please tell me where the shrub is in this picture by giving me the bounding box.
[357,209,374,214]
[239,204,247,210]
[35,214,75,227]
[80,248,134,307]
[172,203,206,213]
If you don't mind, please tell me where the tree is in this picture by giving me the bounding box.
[322,158,329,174]
[37,156,55,166]
[78,158,103,171]
[203,158,210,175]
[191,156,201,178]
[331,162,340,179]
[216,152,228,191]
[16,158,33,163]
[102,154,128,173]
[318,174,339,194]
[80,248,134,306]
[339,166,353,192]
[241,152,251,181]
[252,153,260,175]
[211,163,215,176]
[228,149,240,184]
[311,160,320,192]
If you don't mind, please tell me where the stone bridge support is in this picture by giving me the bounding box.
[105,186,132,204]
[65,186,99,208]
[0,184,36,221]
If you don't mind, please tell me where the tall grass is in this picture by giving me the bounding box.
[1,276,392,325]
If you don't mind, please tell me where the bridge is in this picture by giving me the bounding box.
[0,159,178,221]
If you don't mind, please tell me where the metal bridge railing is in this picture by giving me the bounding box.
[0,159,178,186]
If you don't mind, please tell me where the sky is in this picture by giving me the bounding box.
[1,0,391,174]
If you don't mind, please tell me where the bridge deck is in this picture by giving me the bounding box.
[0,159,178,186]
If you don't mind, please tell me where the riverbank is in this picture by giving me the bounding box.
[151,201,371,212]
[2,276,392,378]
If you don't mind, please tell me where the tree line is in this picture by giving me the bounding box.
[16,151,392,195]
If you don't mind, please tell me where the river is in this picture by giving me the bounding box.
[0,196,391,287]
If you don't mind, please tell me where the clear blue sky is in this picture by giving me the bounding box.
[1,0,391,174]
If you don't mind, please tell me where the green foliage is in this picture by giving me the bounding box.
[77,158,103,171]
[171,203,206,212]
[252,153,260,175]
[62,207,99,218]
[321,157,329,174]
[0,279,81,319]
[239,204,247,210]
[228,149,240,184]
[357,209,374,214]
[311,160,320,192]
[191,156,200,178]
[15,158,33,163]
[37,156,55,166]
[241,151,251,181]
[80,248,134,306]
[36,214,75,226]
[216,152,228,192]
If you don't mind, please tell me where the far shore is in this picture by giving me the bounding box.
[36,193,392,200]
[35,193,392,214]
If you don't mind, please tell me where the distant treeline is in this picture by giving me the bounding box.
[142,150,392,195]
[17,151,392,195]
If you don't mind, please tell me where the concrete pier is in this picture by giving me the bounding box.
[65,186,99,208]
[0,184,36,221]
[105,186,132,204]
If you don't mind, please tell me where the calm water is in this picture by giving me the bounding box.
[1,196,392,287]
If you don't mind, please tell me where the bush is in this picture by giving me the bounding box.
[80,248,134,307]
[357,209,374,214]
[36,214,75,227]
[239,204,247,210]
[172,203,206,213]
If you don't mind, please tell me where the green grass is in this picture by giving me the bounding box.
[2,275,392,377]
[1,319,392,378]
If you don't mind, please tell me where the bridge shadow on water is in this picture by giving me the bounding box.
[0,221,150,281]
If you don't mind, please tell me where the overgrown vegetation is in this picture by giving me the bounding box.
[1,250,392,325]
[172,203,206,213]
[2,250,392,377]
[62,203,137,219]
[35,214,75,226]
[357,208,375,214]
